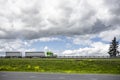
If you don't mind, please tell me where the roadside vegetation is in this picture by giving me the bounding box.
[0,58,120,74]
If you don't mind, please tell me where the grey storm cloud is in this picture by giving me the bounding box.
[105,0,120,15]
[0,0,120,39]
[104,0,120,26]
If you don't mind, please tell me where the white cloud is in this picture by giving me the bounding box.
[29,37,61,44]
[0,0,119,39]
[62,42,109,56]
[0,39,35,51]
[44,46,48,51]
[38,37,61,42]
[99,26,120,41]
[72,35,93,46]
[43,46,52,52]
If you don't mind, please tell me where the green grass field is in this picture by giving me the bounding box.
[0,58,120,74]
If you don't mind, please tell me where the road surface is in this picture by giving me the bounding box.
[0,72,120,80]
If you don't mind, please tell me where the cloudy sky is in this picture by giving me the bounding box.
[0,0,120,56]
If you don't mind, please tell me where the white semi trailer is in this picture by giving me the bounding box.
[6,51,22,58]
[25,51,45,58]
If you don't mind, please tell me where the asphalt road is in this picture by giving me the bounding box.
[0,72,120,80]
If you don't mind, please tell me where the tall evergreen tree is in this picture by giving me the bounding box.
[108,37,119,57]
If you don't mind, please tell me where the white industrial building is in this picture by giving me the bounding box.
[25,51,45,58]
[6,51,22,58]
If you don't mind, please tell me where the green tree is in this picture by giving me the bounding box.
[108,37,119,57]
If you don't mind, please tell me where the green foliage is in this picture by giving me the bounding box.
[0,58,120,74]
[108,37,119,57]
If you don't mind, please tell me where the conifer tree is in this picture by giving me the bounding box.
[108,37,119,57]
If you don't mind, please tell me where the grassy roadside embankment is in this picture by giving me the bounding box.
[0,58,120,74]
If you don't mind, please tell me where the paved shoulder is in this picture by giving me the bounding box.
[0,72,120,80]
